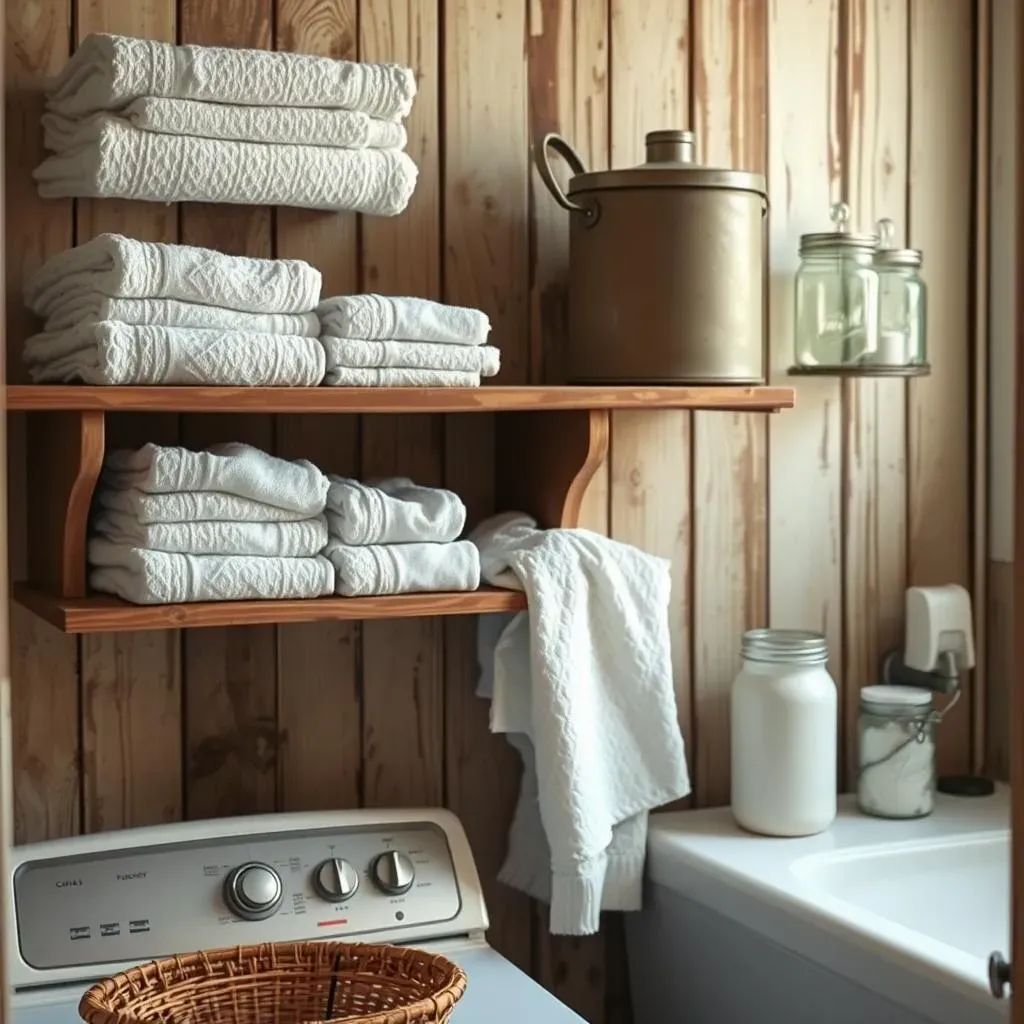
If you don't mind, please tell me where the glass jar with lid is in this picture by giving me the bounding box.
[869,218,927,370]
[857,684,939,819]
[794,202,880,369]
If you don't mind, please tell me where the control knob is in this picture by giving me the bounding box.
[371,850,415,895]
[313,857,360,902]
[223,862,283,921]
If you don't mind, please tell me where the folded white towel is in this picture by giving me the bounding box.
[318,294,490,346]
[41,295,319,336]
[324,366,479,388]
[472,513,690,936]
[27,233,320,318]
[34,115,418,215]
[70,100,407,150]
[47,34,416,121]
[97,487,313,525]
[324,539,480,596]
[322,337,500,376]
[93,508,328,557]
[325,476,466,545]
[23,322,325,386]
[104,443,328,517]
[88,540,334,605]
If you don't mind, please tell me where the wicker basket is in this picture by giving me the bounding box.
[78,942,468,1024]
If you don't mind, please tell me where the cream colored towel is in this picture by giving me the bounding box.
[23,322,325,386]
[47,33,416,121]
[323,366,479,388]
[34,115,418,215]
[318,294,490,345]
[27,233,320,318]
[324,539,481,597]
[322,337,500,375]
[41,295,319,336]
[96,487,312,525]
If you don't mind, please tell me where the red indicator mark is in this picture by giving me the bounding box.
[317,918,348,928]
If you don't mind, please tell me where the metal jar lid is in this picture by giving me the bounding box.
[741,629,829,666]
[567,129,767,199]
[873,217,923,268]
[799,202,878,255]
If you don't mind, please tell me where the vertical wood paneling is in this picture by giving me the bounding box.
[841,0,909,787]
[273,0,361,814]
[608,0,693,803]
[691,0,768,809]
[443,0,532,972]
[179,0,279,820]
[908,0,973,775]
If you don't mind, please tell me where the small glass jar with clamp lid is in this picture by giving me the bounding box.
[793,202,880,369]
[869,217,928,371]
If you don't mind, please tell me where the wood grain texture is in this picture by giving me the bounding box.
[841,0,909,788]
[908,0,973,776]
[691,0,768,809]
[608,0,692,806]
[985,560,1011,782]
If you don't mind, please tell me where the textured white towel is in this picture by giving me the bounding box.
[96,100,407,150]
[325,476,466,546]
[34,116,418,215]
[27,233,320,317]
[104,443,329,516]
[48,34,416,121]
[318,294,490,346]
[324,539,480,597]
[93,509,328,557]
[472,513,690,936]
[96,487,311,525]
[322,337,500,376]
[23,322,324,386]
[89,540,334,605]
[324,366,479,388]
[41,295,319,336]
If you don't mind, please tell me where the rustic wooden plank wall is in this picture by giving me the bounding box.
[4,1,982,1020]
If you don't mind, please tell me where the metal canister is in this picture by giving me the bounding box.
[537,129,768,384]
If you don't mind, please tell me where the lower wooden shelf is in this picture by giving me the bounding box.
[12,582,527,634]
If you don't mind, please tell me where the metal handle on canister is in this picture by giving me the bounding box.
[536,133,600,225]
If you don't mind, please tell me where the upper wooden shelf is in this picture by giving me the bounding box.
[6,384,795,414]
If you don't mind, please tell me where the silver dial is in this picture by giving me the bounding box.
[223,862,283,921]
[371,850,415,895]
[313,857,360,902]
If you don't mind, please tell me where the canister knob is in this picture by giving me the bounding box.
[645,130,694,165]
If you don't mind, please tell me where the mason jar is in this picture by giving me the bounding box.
[731,629,837,837]
[870,219,927,368]
[857,684,937,819]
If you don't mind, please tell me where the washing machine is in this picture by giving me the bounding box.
[7,808,583,1023]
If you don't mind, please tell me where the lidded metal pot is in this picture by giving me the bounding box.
[537,130,768,385]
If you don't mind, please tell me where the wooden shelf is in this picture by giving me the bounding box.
[6,384,795,414]
[13,582,527,634]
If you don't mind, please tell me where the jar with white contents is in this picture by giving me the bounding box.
[856,685,941,819]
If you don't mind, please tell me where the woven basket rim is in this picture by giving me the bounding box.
[78,941,468,1024]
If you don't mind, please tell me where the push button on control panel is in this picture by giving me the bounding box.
[223,862,283,921]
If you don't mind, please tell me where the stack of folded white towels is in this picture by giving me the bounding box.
[322,477,480,596]
[22,233,324,385]
[34,33,418,214]
[90,443,333,604]
[318,294,499,387]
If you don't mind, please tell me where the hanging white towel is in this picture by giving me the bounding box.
[27,233,320,318]
[324,539,480,597]
[96,487,313,525]
[34,116,418,215]
[103,443,329,517]
[41,295,319,336]
[88,540,334,605]
[58,100,408,150]
[324,366,479,388]
[318,294,490,346]
[23,322,325,386]
[322,337,500,376]
[471,513,690,936]
[93,509,328,558]
[47,34,416,121]
[325,476,466,546]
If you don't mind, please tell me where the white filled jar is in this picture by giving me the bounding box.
[731,629,837,836]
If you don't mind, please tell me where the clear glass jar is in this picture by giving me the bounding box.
[794,202,880,369]
[857,684,937,819]
[731,629,837,837]
[870,218,927,367]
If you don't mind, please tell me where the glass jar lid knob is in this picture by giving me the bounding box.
[877,217,897,250]
[830,201,851,233]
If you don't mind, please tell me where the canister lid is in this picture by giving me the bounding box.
[567,129,767,198]
[741,629,828,665]
[860,684,933,708]
[873,217,923,267]
[799,201,878,254]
